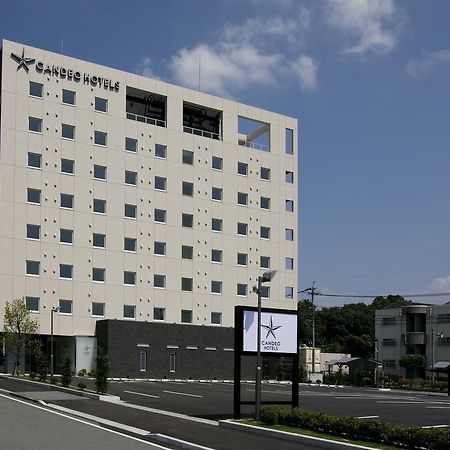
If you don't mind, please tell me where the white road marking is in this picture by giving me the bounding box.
[335,396,364,399]
[377,401,424,404]
[245,389,290,395]
[357,415,379,419]
[427,406,450,409]
[163,390,203,398]
[125,390,160,399]
[422,425,449,428]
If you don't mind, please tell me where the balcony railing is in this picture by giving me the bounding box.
[126,112,166,128]
[238,139,269,152]
[183,126,221,140]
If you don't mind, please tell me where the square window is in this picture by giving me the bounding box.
[93,233,106,248]
[59,299,73,314]
[92,302,105,316]
[182,213,193,228]
[124,203,137,219]
[237,192,248,206]
[93,198,106,214]
[125,170,137,185]
[154,209,166,223]
[286,171,294,183]
[125,137,137,152]
[211,312,222,325]
[27,224,40,240]
[94,130,107,146]
[154,241,166,256]
[26,296,39,312]
[154,274,166,288]
[212,156,223,170]
[62,89,76,105]
[154,307,165,321]
[286,228,294,241]
[26,260,40,276]
[183,150,194,165]
[62,123,75,139]
[237,253,247,266]
[286,200,294,212]
[182,245,193,259]
[212,187,223,201]
[211,249,222,263]
[29,117,42,133]
[181,309,192,323]
[60,193,74,209]
[260,286,270,299]
[238,162,248,176]
[124,237,137,252]
[60,264,73,279]
[27,188,41,204]
[93,164,107,180]
[60,229,73,244]
[261,167,271,180]
[286,128,294,155]
[140,351,147,371]
[260,196,270,210]
[237,283,247,296]
[212,218,222,232]
[123,305,136,319]
[124,271,136,285]
[285,286,294,299]
[170,353,176,372]
[286,257,294,270]
[211,280,222,294]
[181,277,193,291]
[260,256,270,269]
[28,152,42,169]
[92,267,105,282]
[29,81,43,98]
[237,222,248,236]
[182,181,194,196]
[155,143,166,158]
[154,176,167,191]
[260,226,270,239]
[95,97,108,112]
[61,158,74,174]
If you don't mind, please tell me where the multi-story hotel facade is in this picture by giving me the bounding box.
[0,40,298,377]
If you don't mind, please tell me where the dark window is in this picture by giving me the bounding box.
[286,257,294,270]
[260,286,270,299]
[155,144,166,158]
[260,196,270,210]
[286,171,294,183]
[62,89,76,105]
[93,198,106,213]
[124,237,137,252]
[170,353,176,372]
[238,162,248,176]
[26,296,39,312]
[182,181,194,196]
[182,245,193,259]
[59,299,72,314]
[237,192,248,206]
[154,241,166,255]
[212,187,223,201]
[211,280,222,294]
[211,312,221,325]
[286,200,294,212]
[92,302,105,316]
[382,339,396,347]
[212,156,223,170]
[182,213,193,228]
[260,167,271,180]
[62,123,75,139]
[61,158,74,174]
[181,309,192,323]
[154,274,166,288]
[93,233,106,248]
[237,222,248,236]
[124,271,136,285]
[94,130,107,146]
[125,137,137,152]
[260,256,270,269]
[27,188,41,204]
[237,253,247,266]
[26,224,40,240]
[60,229,73,244]
[286,128,294,155]
[28,152,41,169]
[183,150,194,165]
[154,176,166,191]
[124,203,137,219]
[140,351,147,370]
[286,228,294,241]
[260,226,270,239]
[237,284,247,296]
[94,164,107,180]
[211,249,222,263]
[154,209,166,223]
[95,97,107,112]
[29,81,43,97]
[123,305,136,319]
[28,117,42,133]
[125,170,137,185]
[26,260,40,275]
[59,264,73,279]
[181,277,193,291]
[60,193,74,209]
[212,218,222,232]
[382,317,397,325]
[285,286,294,298]
[154,307,165,321]
[92,267,105,282]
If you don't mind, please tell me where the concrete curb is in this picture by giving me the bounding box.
[218,420,376,450]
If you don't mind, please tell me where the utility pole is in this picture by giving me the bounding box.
[299,282,318,378]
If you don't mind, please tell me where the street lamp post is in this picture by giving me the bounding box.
[431,330,444,382]
[254,269,277,422]
[50,306,60,377]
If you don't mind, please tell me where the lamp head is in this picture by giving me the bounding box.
[261,270,277,283]
[51,306,60,312]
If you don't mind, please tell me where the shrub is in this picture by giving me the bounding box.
[61,355,72,387]
[77,382,86,391]
[49,376,57,385]
[95,347,110,394]
[78,368,87,377]
[35,347,48,383]
[29,372,37,380]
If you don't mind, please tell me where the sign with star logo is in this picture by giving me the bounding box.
[10,49,35,72]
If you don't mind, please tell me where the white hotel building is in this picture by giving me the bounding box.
[0,40,297,376]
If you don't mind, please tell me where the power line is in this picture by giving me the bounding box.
[316,292,450,299]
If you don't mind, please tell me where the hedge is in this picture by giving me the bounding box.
[260,406,450,450]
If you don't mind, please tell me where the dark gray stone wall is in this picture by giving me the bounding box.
[96,320,254,379]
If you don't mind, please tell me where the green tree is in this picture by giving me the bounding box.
[3,298,39,376]
[35,346,48,382]
[95,347,110,394]
[61,354,72,387]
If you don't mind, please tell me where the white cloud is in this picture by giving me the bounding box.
[406,50,450,78]
[325,0,403,55]
[429,275,450,293]
[291,55,318,91]
[138,56,159,80]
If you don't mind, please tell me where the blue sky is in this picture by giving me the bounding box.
[1,0,450,306]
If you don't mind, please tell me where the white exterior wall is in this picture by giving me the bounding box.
[0,40,298,338]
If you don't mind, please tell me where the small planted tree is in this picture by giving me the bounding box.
[61,354,72,387]
[95,347,110,394]
[35,346,48,382]
[3,298,39,376]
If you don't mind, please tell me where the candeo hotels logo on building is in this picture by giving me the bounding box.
[11,47,120,92]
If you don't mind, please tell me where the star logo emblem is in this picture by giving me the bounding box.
[261,316,282,339]
[11,48,35,72]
